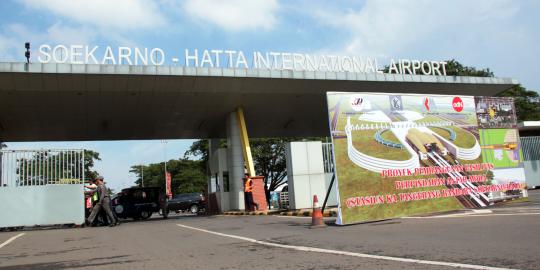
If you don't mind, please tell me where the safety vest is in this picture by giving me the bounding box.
[244,178,253,193]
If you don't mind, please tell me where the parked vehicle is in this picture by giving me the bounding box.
[165,192,206,214]
[112,187,167,220]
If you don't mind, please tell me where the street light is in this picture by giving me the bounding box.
[161,140,168,173]
[140,165,144,187]
[24,42,30,64]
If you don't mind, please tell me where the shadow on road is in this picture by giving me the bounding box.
[0,255,142,270]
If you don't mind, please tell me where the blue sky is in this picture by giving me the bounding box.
[1,0,539,190]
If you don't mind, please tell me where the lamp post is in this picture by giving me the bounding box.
[140,165,144,187]
[161,140,168,173]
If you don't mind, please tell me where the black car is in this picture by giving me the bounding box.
[165,192,206,214]
[112,187,167,220]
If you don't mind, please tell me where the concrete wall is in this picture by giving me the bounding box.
[525,160,540,188]
[286,141,327,210]
[0,184,84,228]
[216,191,230,212]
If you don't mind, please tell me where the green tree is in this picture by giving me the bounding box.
[497,85,540,121]
[185,137,325,204]
[84,150,101,180]
[250,138,289,196]
[184,140,209,163]
[129,158,207,194]
[443,59,494,77]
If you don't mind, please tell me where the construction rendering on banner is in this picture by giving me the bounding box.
[327,92,528,225]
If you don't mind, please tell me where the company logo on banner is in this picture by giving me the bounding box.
[452,96,464,112]
[165,172,172,199]
[326,92,526,225]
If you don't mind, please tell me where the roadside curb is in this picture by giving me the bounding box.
[221,209,337,217]
[222,211,269,216]
[279,209,337,217]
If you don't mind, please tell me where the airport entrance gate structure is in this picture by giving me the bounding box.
[0,61,519,215]
[0,149,85,228]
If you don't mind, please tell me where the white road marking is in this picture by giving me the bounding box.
[0,233,25,249]
[472,209,493,214]
[176,224,514,270]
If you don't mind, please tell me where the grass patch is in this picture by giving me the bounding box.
[333,138,464,224]
[380,129,401,144]
[448,126,477,148]
[430,127,452,141]
[351,129,410,161]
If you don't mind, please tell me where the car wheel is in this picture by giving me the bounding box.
[140,210,152,220]
[189,204,199,214]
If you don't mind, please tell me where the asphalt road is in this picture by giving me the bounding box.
[1,190,540,270]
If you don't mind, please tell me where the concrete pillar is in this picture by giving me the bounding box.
[0,140,3,187]
[0,141,3,187]
[226,112,245,210]
[208,138,220,192]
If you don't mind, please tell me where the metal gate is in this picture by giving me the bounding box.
[0,149,85,187]
[521,136,540,188]
[0,149,86,228]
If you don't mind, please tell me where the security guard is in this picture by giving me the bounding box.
[87,176,119,227]
[244,175,259,211]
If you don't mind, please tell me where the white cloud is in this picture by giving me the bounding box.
[183,0,279,31]
[0,22,98,61]
[17,0,166,30]
[315,0,520,58]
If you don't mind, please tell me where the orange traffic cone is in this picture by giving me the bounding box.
[310,195,326,229]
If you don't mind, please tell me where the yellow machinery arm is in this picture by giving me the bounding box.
[236,107,256,177]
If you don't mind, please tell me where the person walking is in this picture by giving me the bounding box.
[87,176,119,227]
[244,175,259,211]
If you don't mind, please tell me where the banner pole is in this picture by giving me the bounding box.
[321,173,335,213]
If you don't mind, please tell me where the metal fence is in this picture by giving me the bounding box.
[521,136,540,161]
[322,142,334,173]
[0,149,85,187]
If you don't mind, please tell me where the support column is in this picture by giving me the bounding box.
[0,141,3,187]
[208,138,220,192]
[226,112,245,210]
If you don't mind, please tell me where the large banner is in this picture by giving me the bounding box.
[327,92,527,225]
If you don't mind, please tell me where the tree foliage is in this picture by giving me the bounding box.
[251,138,289,193]
[84,150,101,180]
[184,140,209,163]
[443,59,494,77]
[129,158,207,194]
[497,85,540,121]
[185,137,325,198]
